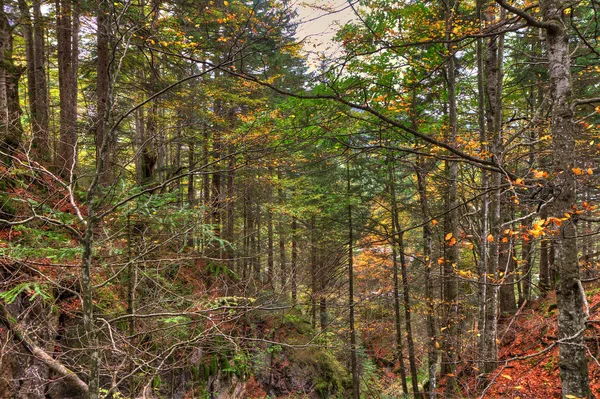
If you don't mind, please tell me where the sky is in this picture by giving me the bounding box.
[293,0,356,68]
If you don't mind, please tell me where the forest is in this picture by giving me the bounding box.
[1,0,600,397]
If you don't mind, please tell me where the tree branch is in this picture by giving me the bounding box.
[0,303,89,394]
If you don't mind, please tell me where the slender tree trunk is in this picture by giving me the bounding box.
[310,215,317,329]
[96,0,113,184]
[279,199,287,294]
[392,244,409,395]
[347,164,359,399]
[539,223,550,296]
[291,217,298,304]
[267,201,274,288]
[416,157,437,398]
[187,141,195,205]
[56,0,78,177]
[32,0,49,160]
[319,261,327,331]
[0,1,23,160]
[389,158,421,398]
[18,0,37,154]
[441,0,459,391]
[225,150,235,273]
[521,235,532,304]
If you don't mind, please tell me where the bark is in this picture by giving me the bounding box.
[499,233,517,313]
[520,235,532,304]
[0,2,23,159]
[19,0,49,161]
[225,149,235,272]
[441,0,459,390]
[96,0,112,185]
[539,225,550,296]
[310,215,317,329]
[540,0,590,394]
[476,0,491,378]
[416,157,437,398]
[389,158,420,398]
[279,211,287,293]
[392,244,409,395]
[56,0,78,177]
[267,205,274,288]
[291,216,298,304]
[32,0,48,160]
[0,303,89,395]
[481,1,506,375]
[187,141,195,205]
[347,165,359,399]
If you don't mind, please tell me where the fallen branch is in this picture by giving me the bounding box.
[0,303,89,394]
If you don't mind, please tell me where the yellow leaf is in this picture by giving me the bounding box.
[223,0,229,5]
[501,374,512,380]
[588,168,593,175]
[435,341,440,349]
[445,232,453,241]
[572,167,584,175]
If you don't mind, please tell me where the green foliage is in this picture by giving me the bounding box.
[222,351,251,377]
[99,388,126,399]
[0,282,53,304]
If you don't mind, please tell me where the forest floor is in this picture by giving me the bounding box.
[475,287,600,398]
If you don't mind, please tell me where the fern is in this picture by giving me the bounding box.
[0,282,53,304]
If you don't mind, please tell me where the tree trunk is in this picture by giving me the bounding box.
[416,157,437,398]
[441,0,459,391]
[310,215,317,329]
[347,164,359,399]
[56,0,78,178]
[540,0,590,394]
[32,0,49,161]
[96,0,112,185]
[392,244,409,395]
[0,2,23,159]
[291,216,298,304]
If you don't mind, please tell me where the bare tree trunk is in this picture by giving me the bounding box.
[279,212,287,294]
[441,0,459,391]
[0,2,23,159]
[267,196,274,288]
[291,216,298,304]
[310,215,317,329]
[391,242,409,395]
[32,0,49,160]
[540,0,590,394]
[96,0,112,185]
[187,141,195,205]
[18,0,49,161]
[389,158,421,398]
[539,224,550,296]
[416,157,437,398]
[347,164,359,399]
[56,0,78,177]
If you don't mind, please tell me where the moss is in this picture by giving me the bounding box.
[291,347,350,398]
